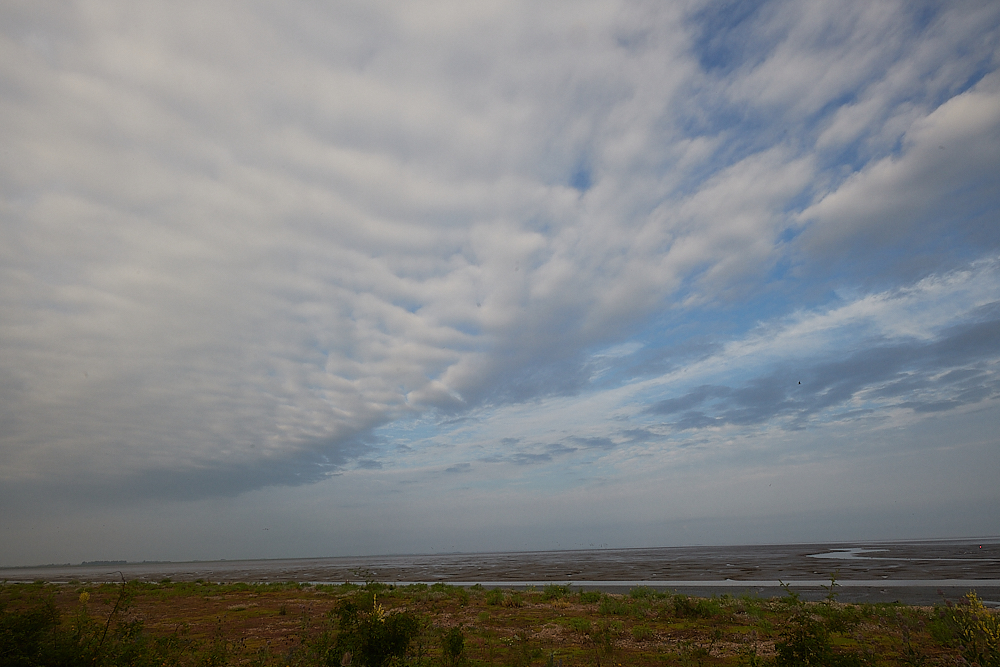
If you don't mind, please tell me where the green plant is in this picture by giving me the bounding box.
[564,617,591,633]
[577,590,602,604]
[441,626,465,667]
[0,596,60,666]
[736,635,766,667]
[631,624,653,641]
[502,591,524,608]
[628,597,653,619]
[932,592,1000,667]
[0,579,192,667]
[588,621,622,666]
[822,571,841,604]
[541,584,572,601]
[598,595,629,616]
[672,594,720,619]
[676,639,711,667]
[778,580,801,605]
[896,609,929,667]
[505,631,541,667]
[484,589,505,606]
[628,586,653,599]
[326,595,422,667]
[199,620,234,667]
[735,594,766,618]
[775,610,834,666]
[775,606,869,667]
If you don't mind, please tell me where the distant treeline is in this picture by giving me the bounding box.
[80,560,127,566]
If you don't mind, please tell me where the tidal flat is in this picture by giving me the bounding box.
[4,538,999,605]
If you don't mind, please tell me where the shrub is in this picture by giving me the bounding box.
[542,584,572,601]
[503,592,525,608]
[628,586,653,599]
[815,602,862,633]
[485,589,505,606]
[506,631,542,667]
[327,596,422,667]
[932,592,1000,667]
[775,607,870,667]
[441,626,465,667]
[578,591,603,604]
[564,617,591,633]
[0,580,192,667]
[0,597,60,666]
[598,595,629,616]
[589,620,623,662]
[628,598,653,619]
[672,594,720,619]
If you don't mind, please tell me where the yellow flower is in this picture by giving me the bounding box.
[79,591,90,604]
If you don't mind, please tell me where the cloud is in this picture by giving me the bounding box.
[634,262,1000,433]
[647,314,1000,431]
[799,70,1000,259]
[567,436,618,451]
[402,258,1000,479]
[0,0,998,563]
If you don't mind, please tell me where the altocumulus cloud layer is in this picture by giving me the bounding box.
[1,0,999,565]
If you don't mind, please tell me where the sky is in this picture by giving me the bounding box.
[1,0,999,567]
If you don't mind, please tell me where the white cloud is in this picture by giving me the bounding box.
[801,70,1000,253]
[0,0,998,563]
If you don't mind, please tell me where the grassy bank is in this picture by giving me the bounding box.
[2,577,997,666]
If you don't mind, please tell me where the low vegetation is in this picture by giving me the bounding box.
[1,576,996,666]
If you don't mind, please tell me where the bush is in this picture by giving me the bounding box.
[775,607,870,667]
[598,595,629,616]
[327,596,422,667]
[503,592,525,608]
[541,584,572,601]
[0,580,192,667]
[672,594,720,619]
[932,592,1000,667]
[441,627,465,667]
[0,597,60,666]
[589,620,623,662]
[505,631,542,667]
[628,586,653,599]
[485,589,505,606]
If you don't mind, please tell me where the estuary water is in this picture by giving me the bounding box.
[4,538,998,606]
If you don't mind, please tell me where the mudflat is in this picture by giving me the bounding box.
[4,538,998,605]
